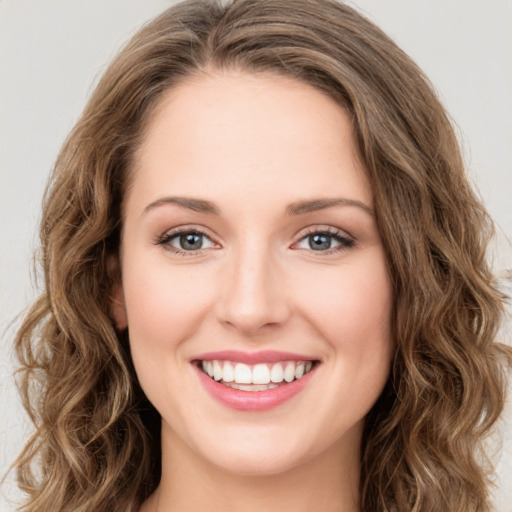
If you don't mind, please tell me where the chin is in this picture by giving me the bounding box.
[190,425,323,477]
[209,446,310,477]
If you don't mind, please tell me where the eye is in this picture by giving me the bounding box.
[293,228,355,254]
[157,229,217,255]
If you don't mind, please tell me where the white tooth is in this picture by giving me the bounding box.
[206,361,214,378]
[270,362,284,383]
[213,360,222,381]
[284,362,295,382]
[305,361,313,373]
[228,383,279,391]
[252,364,270,384]
[295,362,305,379]
[202,360,208,373]
[222,361,235,382]
[231,384,255,391]
[234,363,252,384]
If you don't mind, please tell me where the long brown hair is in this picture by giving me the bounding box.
[14,1,511,510]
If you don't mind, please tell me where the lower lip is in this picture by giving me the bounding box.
[194,364,317,412]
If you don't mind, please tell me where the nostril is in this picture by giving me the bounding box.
[216,271,291,335]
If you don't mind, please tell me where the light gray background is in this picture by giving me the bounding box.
[1,1,511,510]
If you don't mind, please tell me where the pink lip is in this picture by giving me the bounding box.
[192,350,316,365]
[193,362,318,412]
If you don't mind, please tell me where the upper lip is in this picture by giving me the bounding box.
[192,350,318,365]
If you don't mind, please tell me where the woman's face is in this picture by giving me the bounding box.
[115,71,393,476]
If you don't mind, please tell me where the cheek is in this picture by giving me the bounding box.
[122,256,216,364]
[296,254,392,345]
[293,251,393,400]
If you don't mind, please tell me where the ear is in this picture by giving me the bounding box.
[111,280,128,331]
[108,255,128,331]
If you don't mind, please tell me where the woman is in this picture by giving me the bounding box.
[13,0,511,511]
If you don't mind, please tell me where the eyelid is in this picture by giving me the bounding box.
[290,225,355,254]
[294,224,353,239]
[155,225,220,255]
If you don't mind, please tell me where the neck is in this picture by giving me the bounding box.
[141,422,361,512]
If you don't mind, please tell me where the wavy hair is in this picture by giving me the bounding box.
[13,1,511,511]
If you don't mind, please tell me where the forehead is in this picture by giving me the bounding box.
[127,71,372,216]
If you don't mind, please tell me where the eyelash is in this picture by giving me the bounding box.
[156,226,355,257]
[293,227,355,255]
[156,228,217,256]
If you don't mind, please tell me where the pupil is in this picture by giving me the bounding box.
[181,233,202,250]
[310,234,331,251]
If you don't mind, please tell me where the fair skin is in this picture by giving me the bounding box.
[113,70,393,512]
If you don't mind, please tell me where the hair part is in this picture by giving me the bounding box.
[14,1,511,511]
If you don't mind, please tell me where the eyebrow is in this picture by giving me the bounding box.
[144,197,221,215]
[143,196,374,216]
[285,198,374,216]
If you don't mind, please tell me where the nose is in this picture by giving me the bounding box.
[216,242,291,337]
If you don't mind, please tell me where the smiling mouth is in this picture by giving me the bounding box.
[194,359,318,392]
